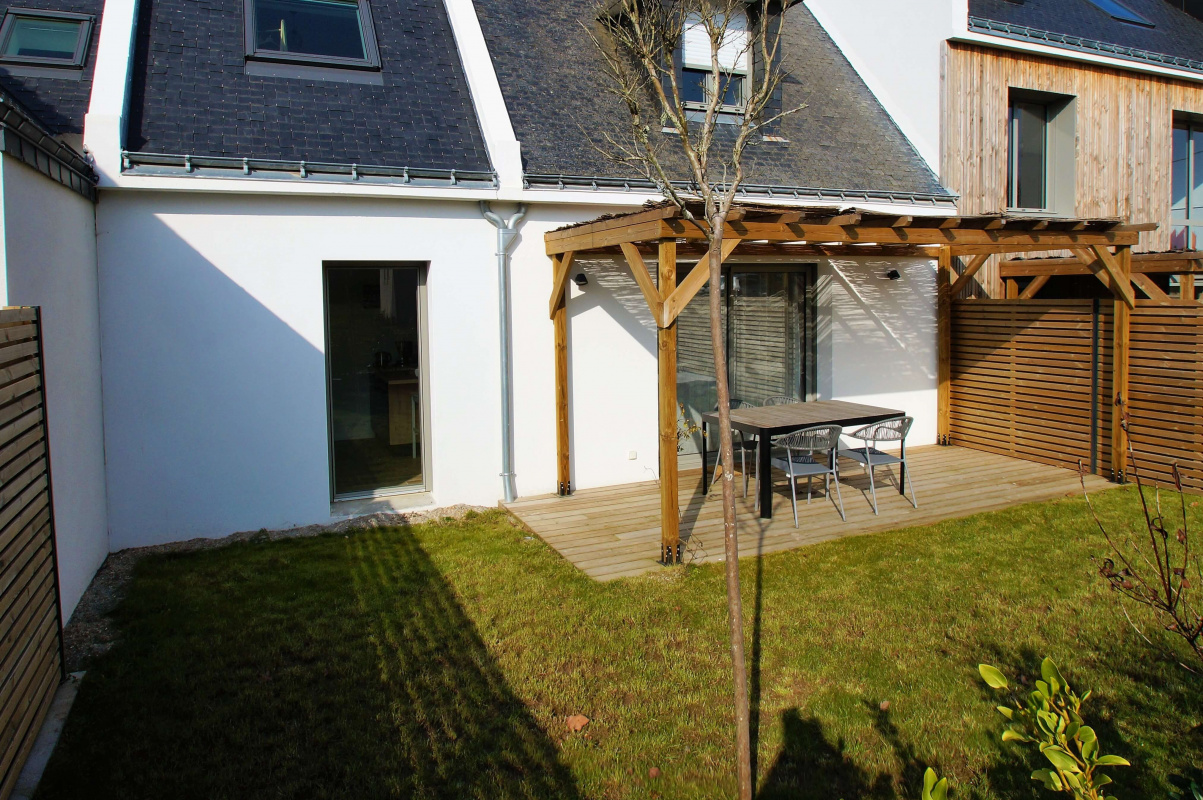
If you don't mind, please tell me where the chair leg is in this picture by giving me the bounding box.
[789,471,798,528]
[832,468,846,521]
[904,455,918,509]
[740,434,748,498]
[866,451,879,515]
[807,474,812,504]
[754,441,760,511]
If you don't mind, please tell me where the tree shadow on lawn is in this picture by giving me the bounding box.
[36,528,582,800]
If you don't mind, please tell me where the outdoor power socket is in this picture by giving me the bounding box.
[628,450,637,460]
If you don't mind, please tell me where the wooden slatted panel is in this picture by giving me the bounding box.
[949,299,1113,475]
[0,307,62,800]
[1127,303,1203,490]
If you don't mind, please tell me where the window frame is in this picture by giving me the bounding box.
[0,8,93,69]
[1172,119,1203,250]
[1007,98,1048,212]
[680,9,750,115]
[243,0,381,71]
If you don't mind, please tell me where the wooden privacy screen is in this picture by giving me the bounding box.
[950,299,1203,492]
[0,307,62,800]
[949,300,1114,476]
[1127,305,1203,491]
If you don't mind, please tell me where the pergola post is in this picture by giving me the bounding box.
[1110,245,1132,483]
[936,246,952,445]
[657,239,680,563]
[552,253,572,495]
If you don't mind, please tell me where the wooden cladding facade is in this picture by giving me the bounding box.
[950,299,1203,491]
[0,308,62,800]
[942,42,1203,297]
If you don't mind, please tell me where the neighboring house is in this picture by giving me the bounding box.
[809,0,1203,297]
[0,0,106,621]
[5,0,1196,612]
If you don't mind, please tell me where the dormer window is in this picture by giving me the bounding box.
[681,10,749,111]
[0,9,93,69]
[245,0,380,70]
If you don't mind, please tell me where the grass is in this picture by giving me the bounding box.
[36,487,1203,800]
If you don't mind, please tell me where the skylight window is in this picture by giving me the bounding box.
[0,9,93,68]
[244,0,380,69]
[1083,0,1155,27]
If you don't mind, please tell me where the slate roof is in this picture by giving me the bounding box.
[125,0,491,172]
[969,0,1203,71]
[0,0,104,135]
[472,0,950,200]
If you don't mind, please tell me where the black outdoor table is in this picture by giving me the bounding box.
[701,400,903,520]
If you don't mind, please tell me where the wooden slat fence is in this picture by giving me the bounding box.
[950,299,1114,475]
[950,298,1203,492]
[0,307,63,800]
[1128,304,1203,491]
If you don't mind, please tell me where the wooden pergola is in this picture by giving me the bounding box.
[544,201,1154,564]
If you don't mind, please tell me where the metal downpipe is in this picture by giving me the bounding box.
[480,201,528,503]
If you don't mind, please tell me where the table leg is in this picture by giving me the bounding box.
[758,433,773,519]
[702,420,710,493]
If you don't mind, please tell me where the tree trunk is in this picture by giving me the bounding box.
[707,217,753,800]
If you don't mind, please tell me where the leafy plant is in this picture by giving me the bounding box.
[676,403,702,454]
[979,658,1129,799]
[921,767,949,800]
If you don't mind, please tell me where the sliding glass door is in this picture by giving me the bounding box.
[676,264,817,456]
[325,264,425,498]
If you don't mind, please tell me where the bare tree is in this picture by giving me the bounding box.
[588,3,804,796]
[1083,411,1202,670]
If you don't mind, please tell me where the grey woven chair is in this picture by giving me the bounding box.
[762,395,800,406]
[838,416,917,515]
[710,400,757,497]
[766,424,846,525]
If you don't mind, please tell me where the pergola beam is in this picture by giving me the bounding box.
[660,239,741,328]
[548,251,576,318]
[949,253,991,296]
[1001,251,1203,277]
[1087,246,1136,309]
[618,242,664,322]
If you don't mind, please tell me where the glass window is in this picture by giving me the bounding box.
[681,10,749,110]
[246,0,379,68]
[681,67,745,109]
[1083,0,1154,26]
[1171,121,1203,251]
[0,11,91,67]
[325,265,425,498]
[1008,100,1048,210]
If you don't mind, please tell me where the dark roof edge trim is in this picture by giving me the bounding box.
[967,15,1203,75]
[0,93,97,201]
[523,173,959,208]
[121,152,498,188]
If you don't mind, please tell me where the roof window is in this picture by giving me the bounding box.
[0,9,93,68]
[244,0,380,69]
[1083,0,1155,26]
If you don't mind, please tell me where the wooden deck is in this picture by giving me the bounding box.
[503,445,1115,581]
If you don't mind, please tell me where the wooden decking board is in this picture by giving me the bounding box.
[503,446,1114,580]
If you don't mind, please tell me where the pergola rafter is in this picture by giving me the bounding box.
[545,201,1154,564]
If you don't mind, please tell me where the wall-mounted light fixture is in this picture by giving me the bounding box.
[886,269,901,281]
[573,273,588,287]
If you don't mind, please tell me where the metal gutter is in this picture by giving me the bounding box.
[967,15,1203,75]
[0,92,97,201]
[522,173,959,208]
[121,151,498,188]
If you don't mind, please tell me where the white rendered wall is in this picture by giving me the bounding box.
[0,157,108,621]
[807,0,964,177]
[95,193,654,547]
[818,257,938,448]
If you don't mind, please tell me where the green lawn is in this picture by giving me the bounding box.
[36,488,1203,800]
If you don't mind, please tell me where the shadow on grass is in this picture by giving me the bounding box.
[756,709,897,799]
[36,528,581,800]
